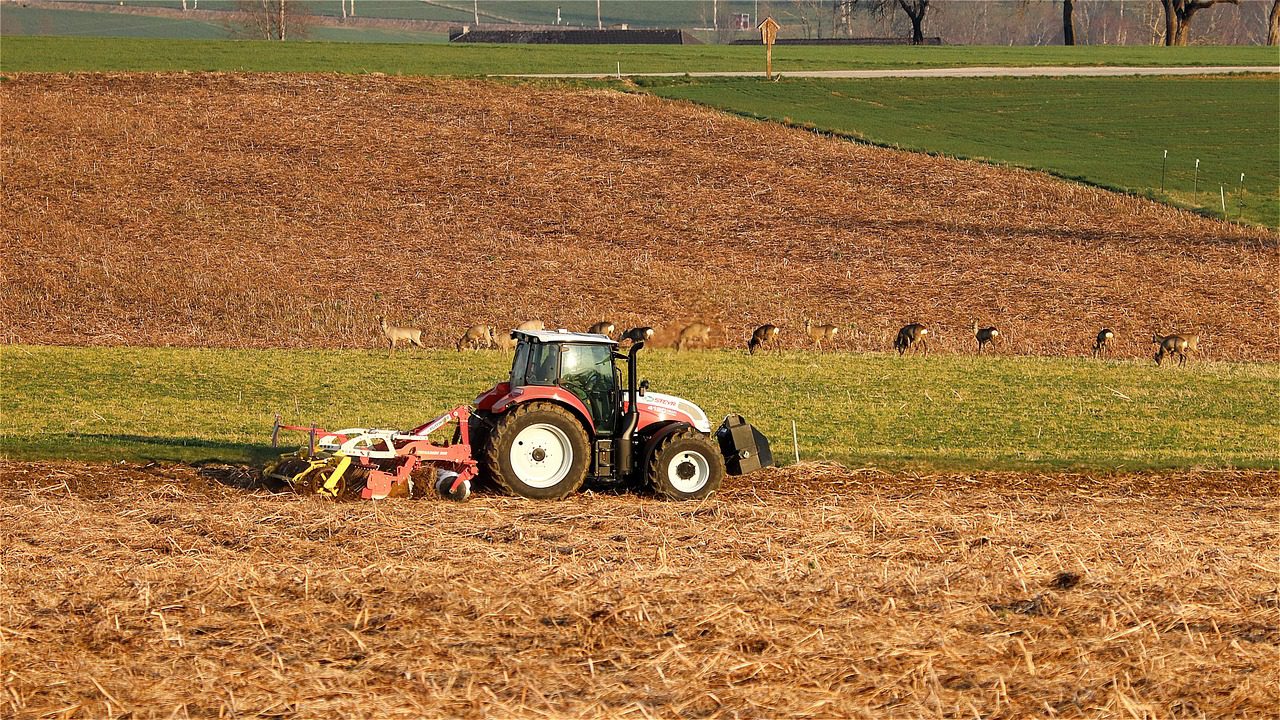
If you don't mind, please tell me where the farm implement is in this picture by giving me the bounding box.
[265,329,772,501]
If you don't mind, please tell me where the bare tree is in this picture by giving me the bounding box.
[896,0,930,43]
[1269,0,1279,45]
[1159,0,1239,45]
[853,0,930,43]
[231,0,311,41]
[1018,0,1078,46]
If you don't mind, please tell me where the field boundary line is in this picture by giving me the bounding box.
[500,65,1279,79]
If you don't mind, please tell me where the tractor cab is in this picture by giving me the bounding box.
[507,329,622,433]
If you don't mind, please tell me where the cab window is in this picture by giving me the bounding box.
[514,342,559,386]
[558,344,617,433]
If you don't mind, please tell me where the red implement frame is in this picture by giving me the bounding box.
[274,406,478,500]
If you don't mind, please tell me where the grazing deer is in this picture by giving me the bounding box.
[620,326,654,345]
[748,324,781,355]
[379,316,424,357]
[974,322,999,354]
[491,327,516,351]
[588,321,616,338]
[456,324,493,351]
[514,320,545,332]
[804,320,839,353]
[893,323,929,356]
[1153,333,1199,366]
[1092,328,1114,359]
[675,322,711,352]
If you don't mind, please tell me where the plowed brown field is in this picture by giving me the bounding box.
[2,461,1276,718]
[1,74,1276,357]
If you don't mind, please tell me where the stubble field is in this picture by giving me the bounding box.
[2,70,1277,720]
[1,73,1276,358]
[2,461,1277,719]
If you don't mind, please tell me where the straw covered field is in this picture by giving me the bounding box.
[1,460,1276,718]
[2,73,1276,359]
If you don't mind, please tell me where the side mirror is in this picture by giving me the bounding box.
[639,379,650,397]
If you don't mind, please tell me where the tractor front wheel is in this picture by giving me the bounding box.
[646,428,725,501]
[483,402,590,500]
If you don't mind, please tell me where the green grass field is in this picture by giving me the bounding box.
[2,36,1275,74]
[641,74,1280,227]
[2,346,1275,472]
[0,6,451,43]
[0,6,230,39]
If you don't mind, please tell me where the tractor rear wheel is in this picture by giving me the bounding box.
[482,402,590,500]
[646,428,725,501]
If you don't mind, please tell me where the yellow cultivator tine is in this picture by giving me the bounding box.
[317,454,352,499]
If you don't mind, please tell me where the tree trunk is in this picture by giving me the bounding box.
[1063,0,1075,45]
[279,0,286,41]
[1172,18,1191,44]
[1269,0,1279,45]
[1162,0,1178,45]
[897,0,927,44]
[1161,0,1239,46]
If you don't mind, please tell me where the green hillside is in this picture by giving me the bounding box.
[643,74,1280,227]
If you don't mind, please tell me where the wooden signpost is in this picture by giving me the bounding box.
[758,16,780,80]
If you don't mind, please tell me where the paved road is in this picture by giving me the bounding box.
[501,65,1278,79]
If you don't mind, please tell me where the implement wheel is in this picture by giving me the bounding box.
[482,402,590,500]
[436,474,472,502]
[646,428,725,501]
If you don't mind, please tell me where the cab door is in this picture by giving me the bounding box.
[557,344,618,434]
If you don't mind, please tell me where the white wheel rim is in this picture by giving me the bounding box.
[510,423,573,489]
[667,450,711,494]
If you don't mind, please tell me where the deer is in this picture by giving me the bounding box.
[588,321,616,338]
[1092,328,1114,359]
[491,327,516,351]
[974,322,999,354]
[379,316,425,357]
[804,320,839,353]
[1153,333,1199,366]
[748,324,781,355]
[514,320,545,332]
[456,324,493,351]
[893,323,929,356]
[675,322,711,352]
[620,326,654,345]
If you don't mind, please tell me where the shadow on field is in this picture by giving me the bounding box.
[73,433,281,466]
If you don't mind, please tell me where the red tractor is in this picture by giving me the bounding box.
[266,330,771,501]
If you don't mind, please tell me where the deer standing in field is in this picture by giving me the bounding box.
[1153,333,1199,366]
[515,320,545,332]
[588,321,616,338]
[456,324,493,351]
[1092,328,1114,359]
[620,326,654,345]
[379,316,424,357]
[491,327,516,351]
[804,320,839,353]
[974,322,999,354]
[893,323,929,356]
[675,322,711,352]
[748,324,781,355]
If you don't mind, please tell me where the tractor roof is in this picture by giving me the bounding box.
[513,329,617,346]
